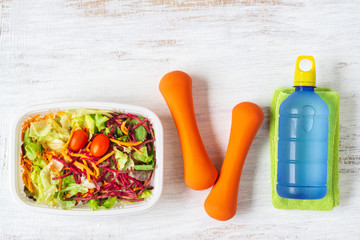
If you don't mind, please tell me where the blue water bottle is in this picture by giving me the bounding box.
[277,56,329,199]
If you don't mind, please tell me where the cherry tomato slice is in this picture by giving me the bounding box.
[69,129,88,152]
[90,134,110,157]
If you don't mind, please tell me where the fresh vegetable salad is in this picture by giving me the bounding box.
[20,109,156,210]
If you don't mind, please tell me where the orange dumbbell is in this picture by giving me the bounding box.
[204,102,264,221]
[159,71,218,190]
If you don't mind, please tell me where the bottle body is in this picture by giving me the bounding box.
[277,87,329,199]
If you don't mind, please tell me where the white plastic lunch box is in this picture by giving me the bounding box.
[9,102,163,215]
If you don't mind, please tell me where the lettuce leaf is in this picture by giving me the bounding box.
[129,119,147,141]
[23,128,32,145]
[71,116,84,128]
[30,166,44,198]
[87,197,117,211]
[25,142,42,161]
[87,199,100,211]
[100,197,117,209]
[28,118,69,153]
[117,135,129,142]
[103,127,111,137]
[132,146,153,163]
[61,183,87,197]
[85,114,95,137]
[29,120,53,142]
[134,161,154,171]
[114,149,129,170]
[57,193,76,210]
[56,175,87,210]
[62,175,75,184]
[138,189,152,199]
[33,159,47,169]
[60,113,71,131]
[95,114,109,132]
[38,164,59,205]
[46,139,64,153]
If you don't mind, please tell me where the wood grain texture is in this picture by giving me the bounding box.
[0,0,359,239]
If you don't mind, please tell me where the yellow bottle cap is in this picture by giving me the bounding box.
[294,56,316,87]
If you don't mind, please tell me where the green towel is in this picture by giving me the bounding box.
[270,87,339,211]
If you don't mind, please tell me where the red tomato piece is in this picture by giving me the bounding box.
[69,129,88,152]
[90,134,110,157]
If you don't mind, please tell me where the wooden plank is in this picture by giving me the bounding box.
[0,0,359,239]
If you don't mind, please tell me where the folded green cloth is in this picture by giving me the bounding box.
[270,87,339,211]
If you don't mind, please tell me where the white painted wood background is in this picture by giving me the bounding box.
[0,0,359,239]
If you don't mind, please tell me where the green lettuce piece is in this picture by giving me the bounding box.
[33,159,47,169]
[118,135,129,142]
[46,139,65,153]
[23,128,32,145]
[29,120,52,141]
[28,119,68,153]
[61,183,87,197]
[116,127,123,136]
[57,193,76,210]
[58,132,70,143]
[114,149,129,170]
[25,142,42,161]
[132,146,153,163]
[60,175,87,197]
[85,115,95,137]
[30,166,44,198]
[103,127,111,137]
[71,116,85,128]
[100,197,117,209]
[129,119,147,141]
[56,175,87,210]
[62,175,75,184]
[87,199,100,211]
[134,161,154,171]
[95,114,109,132]
[38,164,59,205]
[135,125,147,141]
[138,190,152,199]
[60,113,71,131]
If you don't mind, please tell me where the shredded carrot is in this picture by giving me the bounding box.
[53,167,62,191]
[48,115,61,129]
[85,141,92,152]
[20,154,24,165]
[23,158,33,167]
[22,172,35,193]
[117,164,121,170]
[62,127,77,151]
[89,161,100,178]
[74,162,95,176]
[21,114,40,141]
[63,193,71,198]
[133,187,141,191]
[82,159,88,166]
[95,151,115,165]
[121,121,128,135]
[50,164,57,172]
[131,146,143,154]
[61,150,72,162]
[71,153,91,159]
[86,170,90,182]
[55,111,65,117]
[110,138,142,147]
[89,189,95,193]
